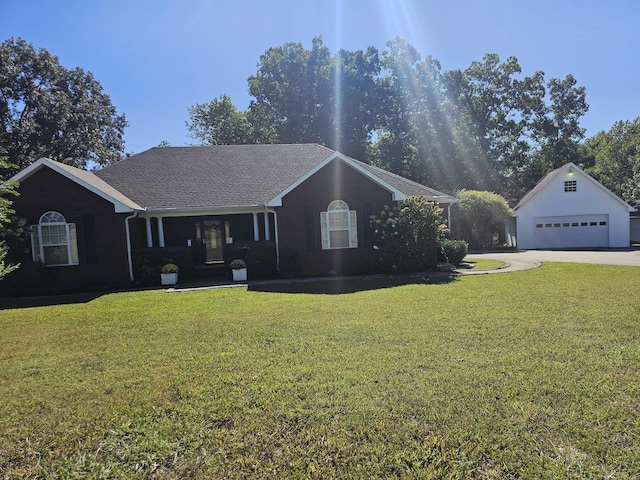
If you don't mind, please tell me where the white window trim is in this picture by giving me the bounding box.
[31,211,79,266]
[320,200,358,250]
[564,180,577,192]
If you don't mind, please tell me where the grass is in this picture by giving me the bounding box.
[460,257,506,271]
[1,263,639,478]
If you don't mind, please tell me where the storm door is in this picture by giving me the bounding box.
[195,219,229,263]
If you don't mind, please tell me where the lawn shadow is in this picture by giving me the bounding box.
[249,273,458,294]
[0,291,107,310]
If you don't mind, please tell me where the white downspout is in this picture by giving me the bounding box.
[265,205,280,270]
[125,211,139,282]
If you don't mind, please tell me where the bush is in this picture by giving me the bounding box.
[223,241,276,279]
[370,197,448,272]
[439,239,469,266]
[229,259,246,270]
[451,190,512,249]
[160,263,179,274]
[0,258,48,297]
[132,247,192,286]
[278,247,301,278]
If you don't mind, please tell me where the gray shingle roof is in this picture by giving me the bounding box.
[11,158,143,212]
[94,144,455,210]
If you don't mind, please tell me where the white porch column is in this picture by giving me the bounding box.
[157,216,166,247]
[145,217,153,247]
[253,213,260,241]
[264,212,271,241]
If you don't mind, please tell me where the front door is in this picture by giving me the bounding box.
[195,220,228,263]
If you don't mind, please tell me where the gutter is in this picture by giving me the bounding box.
[264,204,280,271]
[124,210,140,282]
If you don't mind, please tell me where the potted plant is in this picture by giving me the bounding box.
[229,258,247,282]
[160,263,179,285]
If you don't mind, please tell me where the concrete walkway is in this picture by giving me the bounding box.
[469,248,640,268]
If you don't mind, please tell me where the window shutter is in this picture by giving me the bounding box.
[363,202,373,245]
[31,226,41,262]
[320,211,328,249]
[68,224,79,265]
[82,214,97,264]
[349,211,358,247]
[304,206,315,251]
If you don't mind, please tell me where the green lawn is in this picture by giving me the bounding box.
[460,257,505,271]
[1,263,639,478]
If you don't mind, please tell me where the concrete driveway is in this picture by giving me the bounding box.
[469,248,640,273]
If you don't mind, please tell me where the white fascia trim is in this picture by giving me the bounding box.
[12,158,142,214]
[266,152,407,207]
[140,205,266,218]
[513,162,633,216]
[568,163,634,212]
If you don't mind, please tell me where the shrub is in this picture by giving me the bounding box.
[370,197,448,272]
[223,241,276,279]
[438,239,469,266]
[451,190,512,249]
[278,247,300,278]
[132,247,192,286]
[160,263,179,274]
[0,258,48,297]
[229,259,246,270]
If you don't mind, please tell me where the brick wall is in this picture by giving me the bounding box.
[11,167,132,293]
[277,159,394,276]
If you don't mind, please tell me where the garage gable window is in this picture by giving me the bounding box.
[31,211,79,266]
[320,200,358,249]
[564,180,577,192]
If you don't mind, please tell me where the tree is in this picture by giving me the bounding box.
[0,157,20,279]
[584,117,640,202]
[328,47,380,160]
[516,74,589,200]
[450,190,512,249]
[188,38,590,202]
[187,94,251,145]
[444,55,546,196]
[0,38,126,173]
[247,37,331,145]
[190,37,380,159]
[534,75,588,169]
[370,196,448,271]
[370,38,468,190]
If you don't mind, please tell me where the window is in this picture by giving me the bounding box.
[320,200,357,249]
[564,180,577,192]
[31,211,79,266]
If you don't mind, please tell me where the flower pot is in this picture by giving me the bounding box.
[161,272,178,285]
[232,268,247,282]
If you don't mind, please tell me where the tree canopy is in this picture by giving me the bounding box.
[583,117,640,202]
[0,38,127,173]
[187,36,598,204]
[0,157,20,279]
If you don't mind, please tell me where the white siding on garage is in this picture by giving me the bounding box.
[513,163,632,250]
[533,215,609,248]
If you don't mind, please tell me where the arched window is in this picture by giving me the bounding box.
[31,211,79,266]
[320,200,358,249]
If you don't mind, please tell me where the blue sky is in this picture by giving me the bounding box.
[2,0,639,155]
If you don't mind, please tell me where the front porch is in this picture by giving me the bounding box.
[136,209,276,265]
[128,208,278,285]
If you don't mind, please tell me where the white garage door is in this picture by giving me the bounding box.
[534,215,609,249]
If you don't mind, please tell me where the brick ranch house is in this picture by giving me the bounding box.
[9,144,456,293]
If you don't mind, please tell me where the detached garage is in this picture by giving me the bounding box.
[511,163,633,250]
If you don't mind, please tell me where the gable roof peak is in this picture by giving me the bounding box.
[514,161,632,213]
[11,158,142,213]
